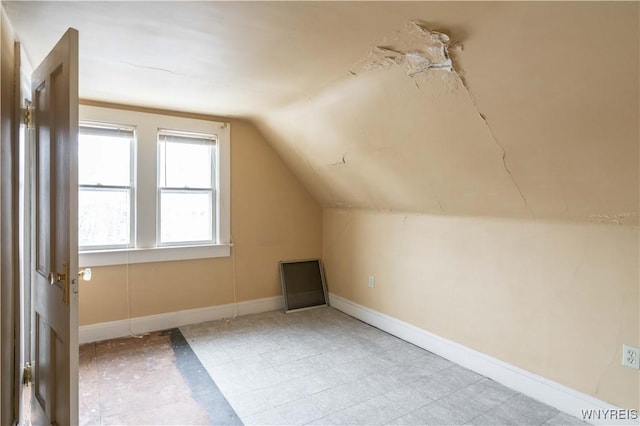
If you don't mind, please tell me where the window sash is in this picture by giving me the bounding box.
[78,122,135,251]
[78,125,134,186]
[80,123,135,138]
[158,134,216,189]
[157,188,216,246]
[158,129,216,145]
[78,185,134,250]
[157,130,217,247]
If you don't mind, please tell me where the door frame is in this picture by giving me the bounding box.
[0,10,19,425]
[16,39,32,426]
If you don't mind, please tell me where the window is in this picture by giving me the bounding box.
[78,105,231,267]
[158,130,216,245]
[78,123,134,250]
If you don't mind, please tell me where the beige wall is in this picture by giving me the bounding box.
[323,209,639,409]
[79,108,322,325]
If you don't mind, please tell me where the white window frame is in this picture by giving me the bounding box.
[157,129,217,247]
[78,122,136,251]
[78,105,231,267]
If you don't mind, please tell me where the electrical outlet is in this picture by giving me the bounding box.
[368,276,375,288]
[622,344,640,369]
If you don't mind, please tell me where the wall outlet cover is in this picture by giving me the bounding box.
[622,344,640,369]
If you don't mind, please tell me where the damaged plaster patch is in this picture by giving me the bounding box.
[333,202,352,209]
[589,213,639,225]
[352,21,455,82]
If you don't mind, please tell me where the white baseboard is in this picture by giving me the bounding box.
[79,295,283,344]
[328,293,633,426]
[236,294,284,316]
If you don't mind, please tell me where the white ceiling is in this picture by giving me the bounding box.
[4,1,443,117]
[4,1,638,223]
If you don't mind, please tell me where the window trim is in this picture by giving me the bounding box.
[79,244,232,267]
[78,105,231,267]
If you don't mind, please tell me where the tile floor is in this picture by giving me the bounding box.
[80,307,588,425]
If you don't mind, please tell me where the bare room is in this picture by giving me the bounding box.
[0,1,638,426]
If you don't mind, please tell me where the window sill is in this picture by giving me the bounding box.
[79,244,232,267]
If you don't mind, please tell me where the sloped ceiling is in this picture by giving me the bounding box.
[4,1,638,224]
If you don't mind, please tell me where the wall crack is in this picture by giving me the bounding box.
[354,21,533,217]
[329,154,348,166]
[432,189,444,213]
[452,66,535,218]
[122,61,190,77]
[594,299,623,397]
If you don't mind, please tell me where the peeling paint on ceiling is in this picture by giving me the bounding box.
[353,22,454,81]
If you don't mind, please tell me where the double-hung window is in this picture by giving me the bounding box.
[78,123,135,250]
[78,105,231,267]
[158,130,216,245]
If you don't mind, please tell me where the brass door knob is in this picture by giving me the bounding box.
[48,272,66,285]
[79,268,92,281]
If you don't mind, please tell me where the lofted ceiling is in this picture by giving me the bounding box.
[4,1,639,224]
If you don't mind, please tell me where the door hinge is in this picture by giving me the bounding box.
[23,105,33,128]
[23,362,32,386]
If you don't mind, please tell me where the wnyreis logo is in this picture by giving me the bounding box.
[581,409,638,421]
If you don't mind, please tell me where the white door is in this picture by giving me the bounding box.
[29,28,78,426]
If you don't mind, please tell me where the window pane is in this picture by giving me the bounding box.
[79,188,131,247]
[79,132,131,186]
[159,141,212,188]
[160,191,212,243]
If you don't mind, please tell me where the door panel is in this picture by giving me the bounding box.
[34,82,49,278]
[29,27,78,426]
[34,313,49,411]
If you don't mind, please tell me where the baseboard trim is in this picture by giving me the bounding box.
[79,295,284,344]
[236,295,284,316]
[328,293,631,425]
